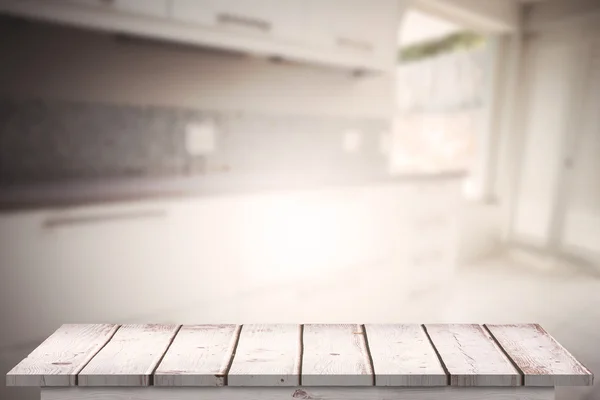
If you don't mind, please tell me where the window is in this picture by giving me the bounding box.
[392,10,493,199]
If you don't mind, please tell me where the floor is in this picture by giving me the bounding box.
[1,253,599,400]
[426,255,600,400]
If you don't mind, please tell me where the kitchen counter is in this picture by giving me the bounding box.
[0,170,467,212]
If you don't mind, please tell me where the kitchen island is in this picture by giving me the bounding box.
[0,172,467,358]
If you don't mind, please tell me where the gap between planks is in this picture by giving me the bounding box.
[223,325,243,386]
[360,324,377,387]
[484,324,526,386]
[148,325,183,386]
[422,324,451,386]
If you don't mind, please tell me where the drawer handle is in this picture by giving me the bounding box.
[336,37,373,52]
[43,209,167,228]
[217,13,272,32]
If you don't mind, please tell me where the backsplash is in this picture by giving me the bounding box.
[0,99,390,186]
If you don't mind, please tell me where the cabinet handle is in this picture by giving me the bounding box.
[217,13,272,33]
[336,37,374,53]
[43,209,167,229]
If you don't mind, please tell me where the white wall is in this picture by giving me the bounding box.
[0,18,395,118]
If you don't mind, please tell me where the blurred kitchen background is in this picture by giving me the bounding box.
[0,1,598,399]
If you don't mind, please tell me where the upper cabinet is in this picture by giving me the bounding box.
[306,0,399,67]
[0,0,402,73]
[171,0,306,45]
[62,0,169,18]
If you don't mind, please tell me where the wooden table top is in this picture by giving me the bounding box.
[6,324,593,388]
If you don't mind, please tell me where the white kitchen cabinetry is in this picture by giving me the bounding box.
[168,0,215,26]
[62,0,169,18]
[0,210,62,347]
[511,39,577,246]
[0,201,184,348]
[166,196,242,308]
[0,202,175,334]
[306,0,398,67]
[0,0,401,73]
[0,178,462,346]
[42,202,173,321]
[171,0,306,45]
[401,180,462,287]
[560,40,600,262]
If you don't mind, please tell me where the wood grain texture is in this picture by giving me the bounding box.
[486,324,594,386]
[6,324,119,387]
[227,324,302,386]
[302,324,373,386]
[365,324,447,386]
[154,325,240,387]
[424,324,521,387]
[77,324,180,387]
[41,387,556,400]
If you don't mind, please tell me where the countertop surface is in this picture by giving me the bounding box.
[6,323,593,388]
[0,170,467,212]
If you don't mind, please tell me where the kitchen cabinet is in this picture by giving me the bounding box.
[512,40,577,246]
[169,0,217,26]
[0,210,62,347]
[306,0,398,66]
[560,41,600,262]
[62,0,169,18]
[0,0,402,73]
[171,0,306,44]
[166,197,242,304]
[0,200,175,337]
[42,202,173,321]
[0,177,462,348]
[401,180,462,287]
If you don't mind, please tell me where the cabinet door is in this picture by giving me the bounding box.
[561,42,600,260]
[215,0,304,43]
[512,41,577,245]
[307,0,398,65]
[170,0,220,26]
[401,181,462,288]
[45,203,172,321]
[167,197,242,308]
[0,211,61,347]
[171,0,305,43]
[63,0,169,18]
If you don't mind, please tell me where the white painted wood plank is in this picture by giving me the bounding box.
[227,324,302,386]
[41,386,556,400]
[153,325,240,387]
[6,324,119,387]
[424,324,521,386]
[302,324,373,386]
[486,324,594,386]
[365,324,447,386]
[77,324,180,387]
